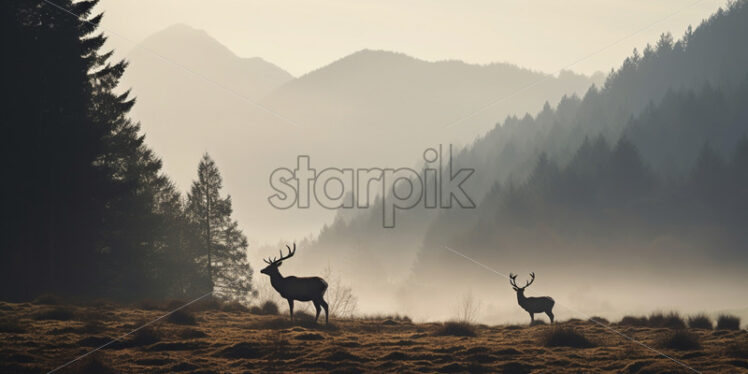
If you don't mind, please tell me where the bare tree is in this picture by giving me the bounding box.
[456,291,481,324]
[321,265,358,318]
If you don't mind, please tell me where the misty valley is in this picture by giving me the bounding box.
[3,0,748,373]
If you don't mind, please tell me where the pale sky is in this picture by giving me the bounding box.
[94,0,727,77]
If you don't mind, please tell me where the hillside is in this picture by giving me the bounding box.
[2,301,747,373]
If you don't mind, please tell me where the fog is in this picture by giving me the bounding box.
[53,0,748,324]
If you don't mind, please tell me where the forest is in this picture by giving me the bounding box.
[1,0,251,302]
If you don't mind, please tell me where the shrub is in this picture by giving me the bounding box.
[358,314,412,322]
[716,315,741,330]
[619,316,648,327]
[648,312,686,329]
[33,306,75,321]
[434,321,477,337]
[657,330,700,350]
[687,314,713,330]
[293,310,316,322]
[33,294,62,305]
[251,300,280,315]
[541,326,596,348]
[167,310,197,326]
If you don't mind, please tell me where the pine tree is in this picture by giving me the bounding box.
[187,154,252,299]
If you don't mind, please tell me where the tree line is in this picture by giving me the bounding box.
[1,0,252,302]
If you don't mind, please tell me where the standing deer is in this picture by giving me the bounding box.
[260,243,329,324]
[509,272,555,323]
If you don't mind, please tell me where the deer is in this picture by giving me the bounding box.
[260,243,329,324]
[509,272,555,324]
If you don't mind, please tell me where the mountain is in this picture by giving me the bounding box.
[123,24,293,101]
[119,29,604,242]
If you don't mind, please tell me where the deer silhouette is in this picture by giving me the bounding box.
[260,243,329,324]
[510,272,554,323]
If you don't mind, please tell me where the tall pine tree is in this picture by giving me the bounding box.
[187,154,252,299]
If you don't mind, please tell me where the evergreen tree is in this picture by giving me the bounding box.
[187,154,252,299]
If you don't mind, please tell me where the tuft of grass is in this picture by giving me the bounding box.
[589,316,609,325]
[293,310,316,322]
[648,312,686,329]
[434,321,477,337]
[541,326,596,348]
[250,300,280,315]
[33,306,75,321]
[32,294,63,305]
[716,315,741,330]
[261,300,279,315]
[619,315,648,327]
[687,314,713,330]
[167,310,197,325]
[657,330,700,350]
[358,314,412,323]
[529,320,547,326]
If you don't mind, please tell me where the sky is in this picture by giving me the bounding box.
[93,0,727,77]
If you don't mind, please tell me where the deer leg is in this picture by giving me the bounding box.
[546,310,554,323]
[320,299,329,324]
[287,299,294,321]
[313,300,321,322]
[529,312,534,324]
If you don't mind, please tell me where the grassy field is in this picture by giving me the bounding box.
[1,300,747,373]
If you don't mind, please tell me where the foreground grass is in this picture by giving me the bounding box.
[0,301,746,373]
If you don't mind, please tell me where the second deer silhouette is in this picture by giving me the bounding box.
[510,272,555,323]
[261,243,329,324]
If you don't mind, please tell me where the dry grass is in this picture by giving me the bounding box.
[166,310,197,326]
[688,314,713,330]
[717,314,741,330]
[656,330,701,350]
[433,321,477,337]
[1,302,746,373]
[541,326,596,348]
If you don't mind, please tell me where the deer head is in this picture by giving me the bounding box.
[509,272,535,295]
[261,243,296,276]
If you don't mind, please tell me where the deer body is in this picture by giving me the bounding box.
[510,273,555,323]
[261,244,329,324]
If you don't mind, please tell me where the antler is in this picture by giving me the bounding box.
[278,243,296,262]
[524,272,535,288]
[509,273,518,288]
